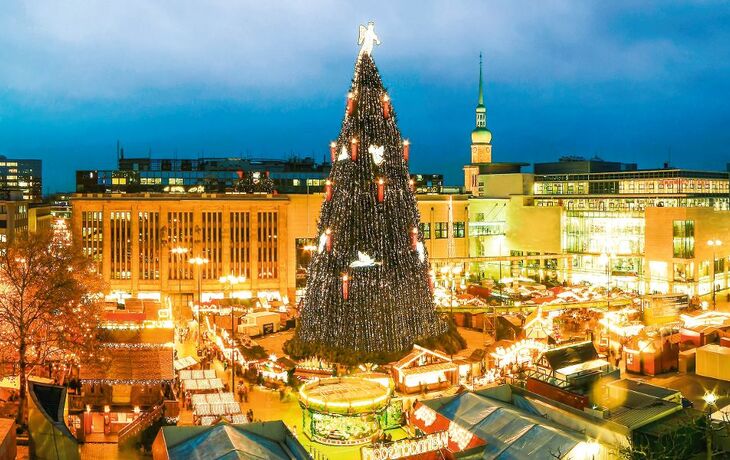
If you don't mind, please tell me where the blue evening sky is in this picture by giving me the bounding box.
[0,1,728,193]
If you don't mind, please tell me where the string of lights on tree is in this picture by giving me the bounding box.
[287,26,450,362]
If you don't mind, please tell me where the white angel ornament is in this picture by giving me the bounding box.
[358,22,380,57]
[337,145,349,162]
[350,251,381,268]
[369,145,384,166]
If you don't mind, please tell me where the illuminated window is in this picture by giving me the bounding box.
[419,223,431,239]
[672,220,694,258]
[434,222,448,239]
[453,222,465,238]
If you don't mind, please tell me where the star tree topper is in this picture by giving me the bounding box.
[358,21,380,57]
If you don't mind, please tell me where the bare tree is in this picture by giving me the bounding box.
[0,228,104,427]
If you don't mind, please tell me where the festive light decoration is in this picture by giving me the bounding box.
[403,139,410,162]
[381,94,391,118]
[342,273,350,300]
[325,179,333,201]
[351,138,359,161]
[414,404,437,427]
[347,92,356,115]
[330,142,337,162]
[288,32,446,358]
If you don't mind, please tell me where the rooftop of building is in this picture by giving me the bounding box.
[104,153,331,173]
[79,347,174,384]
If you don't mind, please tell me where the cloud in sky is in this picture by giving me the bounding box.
[0,0,728,192]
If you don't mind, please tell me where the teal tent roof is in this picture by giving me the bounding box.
[159,421,309,460]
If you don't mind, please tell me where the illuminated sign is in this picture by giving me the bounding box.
[361,431,448,460]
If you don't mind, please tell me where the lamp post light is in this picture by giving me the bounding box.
[219,274,246,397]
[703,392,718,460]
[188,256,209,349]
[170,247,189,323]
[599,250,617,354]
[708,240,722,310]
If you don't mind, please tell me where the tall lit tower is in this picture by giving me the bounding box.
[464,54,493,194]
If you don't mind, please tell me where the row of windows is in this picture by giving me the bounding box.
[418,222,465,239]
[535,178,730,196]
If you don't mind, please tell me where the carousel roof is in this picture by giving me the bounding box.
[298,377,392,415]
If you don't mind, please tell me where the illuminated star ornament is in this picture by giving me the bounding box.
[358,21,380,57]
[369,144,385,166]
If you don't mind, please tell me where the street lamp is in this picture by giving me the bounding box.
[170,246,189,323]
[220,274,246,397]
[599,250,617,354]
[188,256,209,348]
[708,240,722,310]
[704,391,718,459]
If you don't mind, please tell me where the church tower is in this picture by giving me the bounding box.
[464,54,492,193]
[471,54,492,163]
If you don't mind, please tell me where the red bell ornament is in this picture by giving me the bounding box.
[325,180,333,201]
[342,273,350,300]
[346,92,356,115]
[325,228,332,252]
[350,138,359,161]
[403,139,410,162]
[411,227,419,250]
[382,94,391,118]
[329,142,337,163]
[377,178,385,203]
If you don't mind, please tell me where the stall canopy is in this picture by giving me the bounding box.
[174,356,198,371]
[153,421,310,460]
[428,392,585,459]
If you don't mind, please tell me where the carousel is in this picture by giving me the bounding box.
[298,377,395,446]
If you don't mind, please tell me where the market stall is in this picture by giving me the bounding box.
[298,377,395,446]
[191,392,242,425]
[623,333,679,376]
[391,346,458,394]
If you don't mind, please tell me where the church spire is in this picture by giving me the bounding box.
[474,53,488,130]
[477,52,484,107]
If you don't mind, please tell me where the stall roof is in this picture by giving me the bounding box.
[157,421,309,460]
[541,341,598,371]
[80,347,174,383]
[435,392,584,459]
[608,379,680,401]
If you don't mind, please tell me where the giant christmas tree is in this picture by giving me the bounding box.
[286,23,463,363]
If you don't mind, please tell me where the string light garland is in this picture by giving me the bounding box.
[287,45,447,361]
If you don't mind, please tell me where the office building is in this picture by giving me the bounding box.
[0,156,42,201]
